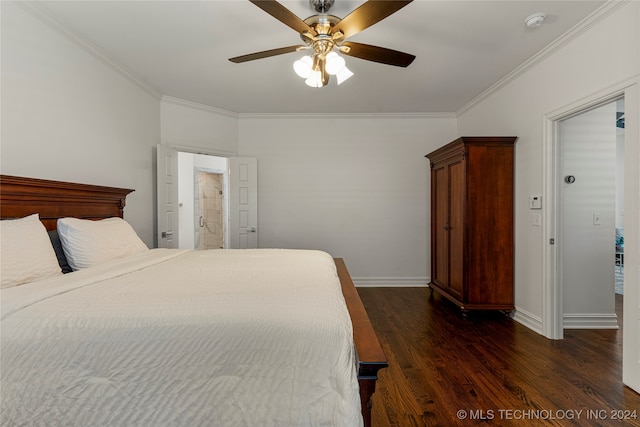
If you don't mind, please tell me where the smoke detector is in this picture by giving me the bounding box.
[525,13,546,28]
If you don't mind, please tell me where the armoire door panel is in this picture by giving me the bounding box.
[432,165,448,289]
[466,145,514,305]
[447,159,465,299]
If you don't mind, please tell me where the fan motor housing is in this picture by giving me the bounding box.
[302,14,341,40]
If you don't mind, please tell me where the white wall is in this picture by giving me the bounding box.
[0,2,160,246]
[456,2,639,332]
[160,97,238,155]
[238,115,457,284]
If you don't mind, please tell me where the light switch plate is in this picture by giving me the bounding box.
[530,213,541,226]
[593,212,601,225]
[530,195,542,210]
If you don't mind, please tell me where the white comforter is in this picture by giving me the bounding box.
[1,249,362,427]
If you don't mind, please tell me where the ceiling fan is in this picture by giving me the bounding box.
[229,0,416,87]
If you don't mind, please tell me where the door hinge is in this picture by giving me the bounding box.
[549,238,555,245]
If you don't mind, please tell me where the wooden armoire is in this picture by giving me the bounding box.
[426,136,517,312]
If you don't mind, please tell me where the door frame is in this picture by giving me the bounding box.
[542,78,639,390]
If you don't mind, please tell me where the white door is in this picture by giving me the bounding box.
[621,87,639,394]
[229,157,257,249]
[156,144,179,248]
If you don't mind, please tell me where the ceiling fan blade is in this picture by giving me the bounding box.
[250,0,317,36]
[332,0,413,39]
[341,42,415,67]
[229,45,306,63]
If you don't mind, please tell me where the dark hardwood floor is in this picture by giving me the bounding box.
[358,288,640,426]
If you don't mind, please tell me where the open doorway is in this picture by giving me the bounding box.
[178,152,229,250]
[196,171,225,249]
[557,97,622,330]
[542,82,639,393]
[157,145,258,251]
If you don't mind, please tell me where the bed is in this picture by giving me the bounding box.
[0,175,387,427]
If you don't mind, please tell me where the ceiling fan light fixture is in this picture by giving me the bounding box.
[293,55,313,78]
[233,0,415,88]
[336,66,353,85]
[325,51,346,75]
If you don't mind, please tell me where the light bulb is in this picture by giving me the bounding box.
[293,56,313,78]
[325,52,346,75]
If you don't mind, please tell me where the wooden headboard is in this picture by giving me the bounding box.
[0,175,134,231]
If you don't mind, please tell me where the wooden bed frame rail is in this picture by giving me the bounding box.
[335,258,388,427]
[0,174,388,427]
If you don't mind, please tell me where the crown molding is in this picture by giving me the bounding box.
[162,96,454,119]
[15,1,163,101]
[457,0,630,116]
[238,112,456,120]
[161,96,239,119]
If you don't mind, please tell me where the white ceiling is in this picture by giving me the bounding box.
[34,0,606,114]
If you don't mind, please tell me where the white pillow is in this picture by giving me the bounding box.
[57,217,148,270]
[0,213,63,288]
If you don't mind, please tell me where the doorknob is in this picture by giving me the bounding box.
[161,231,174,238]
[248,227,256,233]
